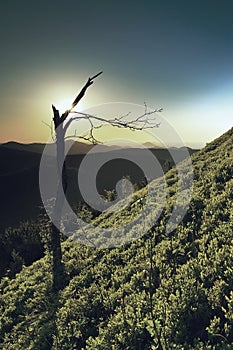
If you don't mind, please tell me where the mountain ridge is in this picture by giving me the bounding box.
[1,140,199,155]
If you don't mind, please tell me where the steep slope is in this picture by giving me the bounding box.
[0,128,233,349]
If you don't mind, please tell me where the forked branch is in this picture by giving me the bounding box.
[59,71,103,124]
[52,71,103,128]
[64,103,163,143]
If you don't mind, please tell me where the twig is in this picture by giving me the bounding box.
[63,103,162,144]
[42,120,55,141]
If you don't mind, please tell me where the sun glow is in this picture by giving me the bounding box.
[55,97,74,114]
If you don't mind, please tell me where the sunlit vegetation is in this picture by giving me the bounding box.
[0,128,233,349]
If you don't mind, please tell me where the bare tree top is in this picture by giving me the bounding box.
[50,72,163,143]
[52,71,103,128]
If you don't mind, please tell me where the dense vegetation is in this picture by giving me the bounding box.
[0,129,233,349]
[0,220,45,279]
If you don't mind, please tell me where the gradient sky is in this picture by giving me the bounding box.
[1,0,233,147]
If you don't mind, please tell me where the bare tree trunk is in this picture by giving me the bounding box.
[49,72,103,291]
[51,108,68,291]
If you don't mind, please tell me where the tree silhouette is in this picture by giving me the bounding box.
[50,72,162,291]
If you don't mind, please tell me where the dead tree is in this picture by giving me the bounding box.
[50,72,162,291]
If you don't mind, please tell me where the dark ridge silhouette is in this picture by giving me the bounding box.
[0,141,198,231]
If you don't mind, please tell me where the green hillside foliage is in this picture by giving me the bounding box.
[0,220,45,279]
[0,128,233,349]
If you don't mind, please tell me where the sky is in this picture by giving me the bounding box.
[0,0,233,148]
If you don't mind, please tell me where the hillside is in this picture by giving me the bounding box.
[0,129,233,349]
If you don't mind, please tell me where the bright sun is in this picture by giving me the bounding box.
[56,97,83,114]
[56,97,73,113]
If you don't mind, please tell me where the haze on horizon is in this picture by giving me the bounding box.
[0,0,233,148]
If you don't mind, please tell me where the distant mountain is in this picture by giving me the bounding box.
[1,140,93,155]
[1,140,130,155]
[1,141,46,153]
[1,140,198,155]
[0,140,136,155]
[143,141,162,148]
[0,141,198,230]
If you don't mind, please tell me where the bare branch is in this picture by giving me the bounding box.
[64,134,101,144]
[90,71,103,81]
[42,120,53,130]
[60,71,103,124]
[69,107,161,130]
[64,103,162,144]
[71,71,103,110]
[42,120,55,141]
[52,72,103,128]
